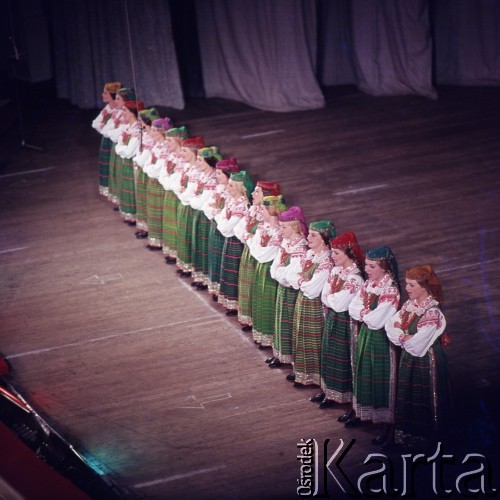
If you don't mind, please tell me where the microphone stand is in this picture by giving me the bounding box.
[8,22,43,152]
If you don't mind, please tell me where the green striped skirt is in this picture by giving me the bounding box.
[251,261,278,347]
[98,136,113,197]
[273,285,299,364]
[320,309,353,403]
[119,158,136,221]
[107,145,120,206]
[395,343,450,447]
[146,177,164,248]
[207,219,225,295]
[191,210,211,283]
[176,204,194,272]
[292,292,324,386]
[135,167,149,231]
[353,324,396,424]
[219,236,244,311]
[237,246,257,326]
[162,190,180,258]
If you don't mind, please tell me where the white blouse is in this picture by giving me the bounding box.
[233,205,263,243]
[91,103,114,133]
[348,273,400,330]
[247,222,282,264]
[114,122,142,159]
[270,236,308,287]
[177,165,201,206]
[216,196,249,238]
[144,142,170,179]
[321,264,364,313]
[386,297,446,357]
[134,132,156,168]
[287,248,332,300]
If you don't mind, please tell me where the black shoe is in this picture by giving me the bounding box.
[146,245,161,251]
[344,417,361,428]
[179,272,191,278]
[196,284,208,290]
[191,281,200,287]
[269,359,281,368]
[226,310,237,316]
[136,232,148,239]
[126,220,136,226]
[293,382,308,389]
[265,356,275,364]
[310,392,326,403]
[286,373,295,382]
[319,399,337,409]
[212,295,218,302]
[241,325,252,332]
[113,206,119,211]
[258,344,269,350]
[165,257,176,264]
[337,409,354,423]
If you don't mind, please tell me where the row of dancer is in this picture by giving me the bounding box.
[92,82,451,451]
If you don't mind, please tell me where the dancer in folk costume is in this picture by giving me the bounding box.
[268,206,309,369]
[190,147,221,288]
[159,126,189,263]
[115,98,144,224]
[345,246,400,445]
[386,265,451,449]
[102,87,136,207]
[174,137,205,276]
[143,118,173,250]
[133,108,161,239]
[287,221,335,387]
[91,81,122,197]
[216,171,254,315]
[247,195,287,349]
[203,157,240,300]
[234,181,281,331]
[310,232,365,411]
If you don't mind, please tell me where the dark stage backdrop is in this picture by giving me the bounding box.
[43,0,500,110]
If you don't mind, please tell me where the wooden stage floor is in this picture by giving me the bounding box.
[0,85,499,498]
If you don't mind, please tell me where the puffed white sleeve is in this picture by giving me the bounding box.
[179,179,196,205]
[233,216,248,242]
[362,286,400,330]
[402,308,447,357]
[348,287,365,321]
[191,188,211,210]
[271,252,294,287]
[149,157,165,179]
[250,239,280,264]
[269,249,282,280]
[105,122,123,143]
[385,306,406,346]
[134,148,151,168]
[301,264,331,300]
[324,274,363,313]
[201,190,220,219]
[217,213,244,238]
[91,111,104,132]
[115,136,140,159]
[286,256,303,290]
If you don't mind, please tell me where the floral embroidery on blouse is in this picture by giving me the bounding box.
[399,297,443,332]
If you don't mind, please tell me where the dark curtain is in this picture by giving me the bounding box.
[50,0,184,109]
[195,0,325,112]
[47,0,500,111]
[431,0,500,85]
